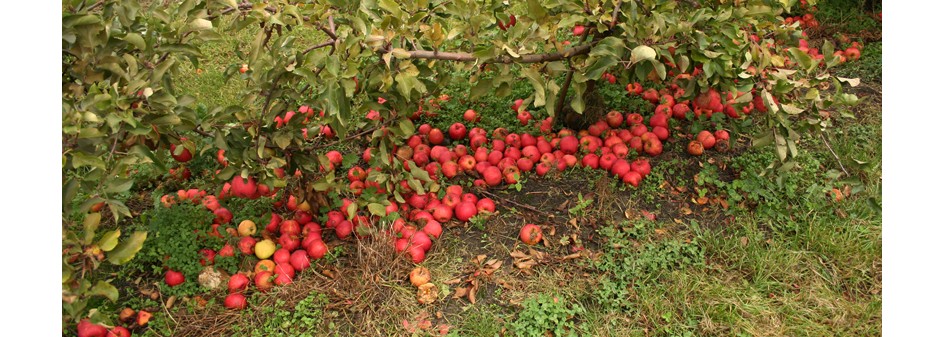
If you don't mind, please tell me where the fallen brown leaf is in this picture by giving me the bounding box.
[560,253,582,261]
[453,287,469,299]
[468,279,479,304]
[739,237,748,247]
[510,250,528,259]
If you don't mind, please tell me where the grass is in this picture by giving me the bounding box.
[114,3,883,336]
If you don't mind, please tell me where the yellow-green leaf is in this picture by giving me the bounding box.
[83,212,102,245]
[98,230,121,252]
[630,45,657,63]
[107,231,147,265]
[90,281,119,302]
[391,48,411,59]
[367,203,386,217]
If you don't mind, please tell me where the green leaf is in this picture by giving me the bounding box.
[63,14,101,27]
[787,48,814,72]
[570,81,586,114]
[104,179,134,194]
[346,202,358,220]
[631,45,657,63]
[155,44,202,57]
[522,67,546,107]
[774,133,787,161]
[123,33,146,50]
[273,132,292,149]
[97,230,121,251]
[753,131,774,148]
[367,203,386,217]
[63,262,73,283]
[398,119,415,138]
[650,60,666,80]
[107,231,147,265]
[407,177,425,195]
[188,18,213,31]
[469,77,493,100]
[105,199,132,221]
[781,104,804,115]
[526,0,548,20]
[89,281,119,302]
[71,152,106,170]
[379,0,404,17]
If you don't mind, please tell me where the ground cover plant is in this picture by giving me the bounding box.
[62,0,880,335]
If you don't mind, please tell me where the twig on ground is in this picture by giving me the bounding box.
[820,133,849,176]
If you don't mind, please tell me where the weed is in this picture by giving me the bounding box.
[835,42,882,82]
[237,292,330,337]
[508,293,588,337]
[590,219,705,311]
[567,193,594,218]
[130,203,225,297]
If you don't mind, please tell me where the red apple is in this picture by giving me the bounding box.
[108,326,131,337]
[238,236,257,255]
[622,170,643,187]
[165,270,184,287]
[696,130,717,149]
[483,166,502,186]
[643,138,663,156]
[307,239,328,259]
[228,273,250,293]
[463,109,479,122]
[77,319,108,337]
[687,140,704,156]
[290,250,311,271]
[428,128,445,145]
[519,224,542,245]
[448,123,467,140]
[630,158,651,177]
[422,220,443,239]
[224,293,248,310]
[572,25,585,36]
[254,271,274,292]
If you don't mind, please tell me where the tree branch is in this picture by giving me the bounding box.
[397,43,594,64]
[303,39,336,54]
[611,0,623,29]
[324,15,337,40]
[555,65,576,121]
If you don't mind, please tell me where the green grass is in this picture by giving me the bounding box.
[175,17,327,111]
[813,0,881,33]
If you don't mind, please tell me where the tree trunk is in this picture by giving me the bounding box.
[558,80,609,131]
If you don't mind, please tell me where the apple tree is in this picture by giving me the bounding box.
[204,0,858,203]
[61,0,221,324]
[61,0,857,325]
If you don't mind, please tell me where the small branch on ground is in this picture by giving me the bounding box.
[820,133,849,176]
